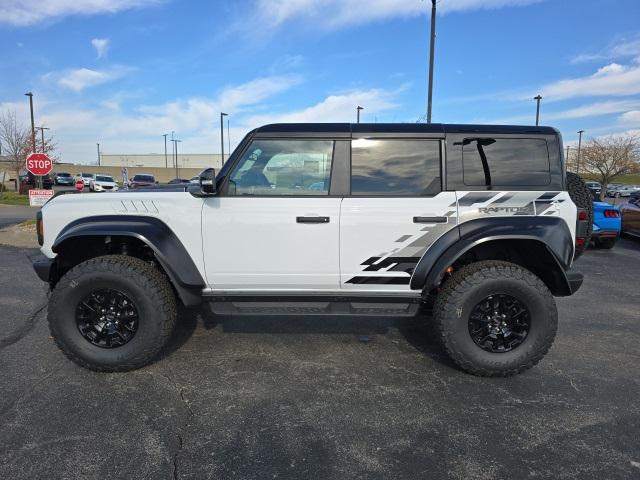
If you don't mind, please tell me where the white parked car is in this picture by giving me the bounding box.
[76,172,95,186]
[89,175,119,192]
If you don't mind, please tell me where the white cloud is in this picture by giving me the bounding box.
[244,87,399,125]
[0,0,160,26]
[537,62,640,101]
[571,36,640,64]
[51,67,130,92]
[619,110,640,124]
[255,0,543,28]
[91,38,110,58]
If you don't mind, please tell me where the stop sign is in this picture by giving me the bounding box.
[75,179,85,191]
[26,153,53,176]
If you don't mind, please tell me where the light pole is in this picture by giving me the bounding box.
[534,95,542,126]
[227,117,231,158]
[426,0,437,124]
[162,134,169,168]
[565,145,570,164]
[220,112,228,166]
[171,139,181,177]
[576,130,584,175]
[96,143,101,166]
[35,126,50,152]
[356,106,363,123]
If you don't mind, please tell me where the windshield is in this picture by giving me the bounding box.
[133,175,154,182]
[96,176,114,182]
[58,173,71,177]
[82,173,95,178]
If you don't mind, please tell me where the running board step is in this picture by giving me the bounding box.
[208,301,420,317]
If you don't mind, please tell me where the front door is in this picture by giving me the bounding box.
[202,138,341,291]
[340,138,458,291]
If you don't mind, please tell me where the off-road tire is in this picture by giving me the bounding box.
[48,255,177,372]
[566,172,593,259]
[595,237,616,249]
[433,260,557,377]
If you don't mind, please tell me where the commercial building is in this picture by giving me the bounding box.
[100,153,223,169]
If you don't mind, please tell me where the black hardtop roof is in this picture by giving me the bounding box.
[253,123,558,135]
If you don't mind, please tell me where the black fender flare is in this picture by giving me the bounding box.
[53,215,204,305]
[410,217,576,296]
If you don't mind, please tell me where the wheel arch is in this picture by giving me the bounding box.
[52,215,204,306]
[411,217,577,296]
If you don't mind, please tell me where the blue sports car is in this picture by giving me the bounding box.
[591,201,621,249]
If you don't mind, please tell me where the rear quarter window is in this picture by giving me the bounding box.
[462,137,550,187]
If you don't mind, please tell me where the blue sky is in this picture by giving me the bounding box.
[1,0,639,163]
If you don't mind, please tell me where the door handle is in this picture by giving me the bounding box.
[296,216,330,224]
[413,216,448,224]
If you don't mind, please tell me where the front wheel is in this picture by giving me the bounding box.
[48,255,177,371]
[433,260,557,377]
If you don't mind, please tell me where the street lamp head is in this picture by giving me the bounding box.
[578,130,584,134]
[24,92,33,97]
[221,112,228,117]
[534,95,542,100]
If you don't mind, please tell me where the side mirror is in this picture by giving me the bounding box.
[199,168,217,195]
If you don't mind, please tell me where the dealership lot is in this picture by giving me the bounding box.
[0,240,639,479]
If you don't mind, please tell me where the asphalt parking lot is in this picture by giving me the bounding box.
[1,239,639,480]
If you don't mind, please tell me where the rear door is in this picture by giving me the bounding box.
[340,137,458,292]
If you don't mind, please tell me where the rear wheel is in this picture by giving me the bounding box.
[433,261,557,377]
[48,255,177,371]
[595,237,617,249]
[566,172,593,259]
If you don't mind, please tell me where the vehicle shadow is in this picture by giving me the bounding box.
[162,303,457,370]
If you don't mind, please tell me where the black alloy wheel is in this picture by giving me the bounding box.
[468,294,530,353]
[76,289,139,348]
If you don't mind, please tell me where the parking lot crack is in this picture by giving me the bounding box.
[150,369,193,480]
[0,302,47,350]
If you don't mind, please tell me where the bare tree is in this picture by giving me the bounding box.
[568,134,640,200]
[0,110,31,191]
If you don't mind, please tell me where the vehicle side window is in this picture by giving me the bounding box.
[227,139,334,196]
[350,139,441,196]
[462,138,551,187]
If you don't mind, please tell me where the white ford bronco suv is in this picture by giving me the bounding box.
[32,123,591,376]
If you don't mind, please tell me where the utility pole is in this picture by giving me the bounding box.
[566,145,570,164]
[35,126,50,152]
[534,95,542,126]
[96,143,101,166]
[24,92,40,187]
[356,106,363,123]
[162,134,168,168]
[220,112,228,167]
[426,0,437,124]
[576,130,584,176]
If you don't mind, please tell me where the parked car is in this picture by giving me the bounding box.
[591,201,621,249]
[621,192,640,238]
[33,122,590,377]
[128,174,157,188]
[76,172,95,186]
[19,171,53,192]
[608,185,640,198]
[89,175,119,192]
[585,181,601,200]
[168,178,191,185]
[54,172,74,186]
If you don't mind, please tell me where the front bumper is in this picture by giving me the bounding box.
[32,255,54,283]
